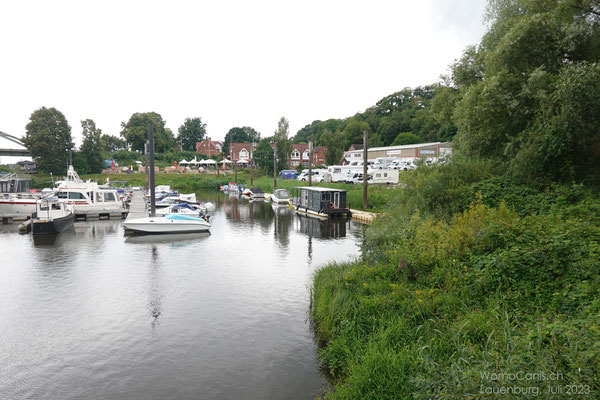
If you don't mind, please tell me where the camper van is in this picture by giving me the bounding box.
[369,169,399,184]
[297,169,325,182]
[388,159,416,171]
[325,165,362,183]
[372,157,397,170]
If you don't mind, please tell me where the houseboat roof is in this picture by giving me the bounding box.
[294,186,345,192]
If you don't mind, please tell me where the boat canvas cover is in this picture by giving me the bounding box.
[164,214,205,221]
[171,203,196,211]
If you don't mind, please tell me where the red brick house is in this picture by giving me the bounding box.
[230,142,257,163]
[289,144,327,167]
[196,137,223,156]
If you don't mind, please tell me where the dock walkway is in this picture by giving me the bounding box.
[350,209,377,224]
[125,190,148,220]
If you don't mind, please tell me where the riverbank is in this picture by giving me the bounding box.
[310,160,600,399]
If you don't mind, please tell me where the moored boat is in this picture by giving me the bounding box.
[31,197,75,235]
[0,173,41,218]
[291,186,351,219]
[123,213,211,234]
[271,189,291,204]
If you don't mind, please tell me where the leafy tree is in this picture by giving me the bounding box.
[223,126,261,156]
[72,151,91,175]
[293,119,344,145]
[274,117,292,170]
[177,117,207,151]
[79,119,105,174]
[120,112,176,153]
[253,137,275,171]
[320,129,345,165]
[101,134,127,152]
[343,118,372,148]
[391,132,421,146]
[452,0,600,182]
[23,107,73,174]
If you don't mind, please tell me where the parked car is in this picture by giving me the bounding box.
[280,170,298,179]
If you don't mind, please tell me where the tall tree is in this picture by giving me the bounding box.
[101,134,127,152]
[79,119,105,173]
[120,112,176,153]
[177,117,207,151]
[23,107,73,174]
[252,137,275,171]
[222,126,261,156]
[452,0,600,182]
[320,129,345,165]
[274,117,292,170]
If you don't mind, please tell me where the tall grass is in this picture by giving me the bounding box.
[311,159,600,399]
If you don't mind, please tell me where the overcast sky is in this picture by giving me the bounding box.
[0,0,488,162]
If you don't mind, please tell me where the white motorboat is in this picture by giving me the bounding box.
[271,189,291,204]
[55,166,126,217]
[2,166,126,218]
[123,213,211,234]
[0,173,42,217]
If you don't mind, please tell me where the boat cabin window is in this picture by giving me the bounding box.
[39,203,49,211]
[68,192,86,200]
[104,192,117,202]
[57,192,67,199]
[52,203,61,210]
[96,192,104,202]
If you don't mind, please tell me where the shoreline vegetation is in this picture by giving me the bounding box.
[310,159,599,399]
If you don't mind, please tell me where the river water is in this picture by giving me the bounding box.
[0,191,364,400]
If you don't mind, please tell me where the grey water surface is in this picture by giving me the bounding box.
[0,191,364,400]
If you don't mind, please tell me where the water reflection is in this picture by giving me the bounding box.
[294,214,348,239]
[31,225,77,247]
[125,232,210,245]
[149,245,162,332]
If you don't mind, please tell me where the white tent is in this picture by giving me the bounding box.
[179,159,189,165]
[189,157,199,166]
[204,159,217,165]
[237,159,250,165]
[219,159,232,164]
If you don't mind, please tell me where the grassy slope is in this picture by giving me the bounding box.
[311,160,600,399]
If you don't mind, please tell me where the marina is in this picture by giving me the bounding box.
[0,190,365,400]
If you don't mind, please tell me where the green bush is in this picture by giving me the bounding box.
[312,178,600,399]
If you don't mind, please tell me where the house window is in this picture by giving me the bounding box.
[291,149,300,160]
[303,150,310,160]
[240,149,249,159]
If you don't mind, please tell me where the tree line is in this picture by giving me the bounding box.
[22,110,209,174]
[294,0,600,183]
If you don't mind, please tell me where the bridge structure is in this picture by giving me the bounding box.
[0,131,30,157]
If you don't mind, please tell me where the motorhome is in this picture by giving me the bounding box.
[369,169,399,184]
[297,169,325,182]
[388,159,416,171]
[372,157,397,170]
[325,165,362,183]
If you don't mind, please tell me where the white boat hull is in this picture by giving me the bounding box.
[271,196,290,204]
[0,199,37,216]
[123,216,210,233]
